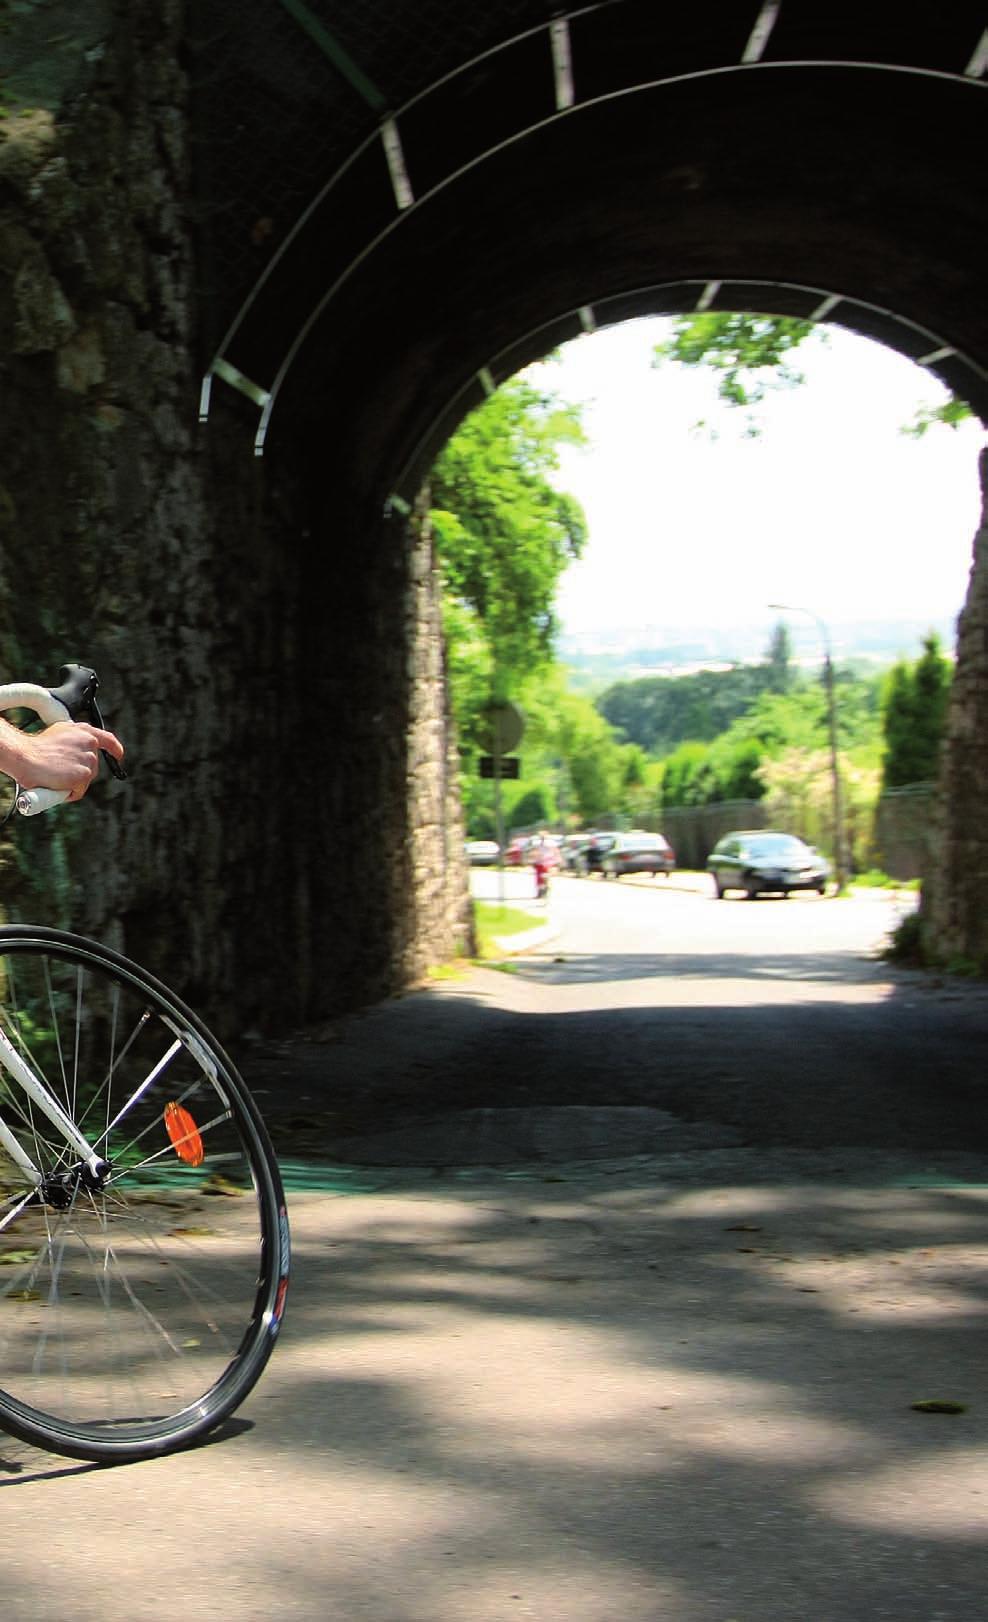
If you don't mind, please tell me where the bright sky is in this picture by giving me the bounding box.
[520,317,985,641]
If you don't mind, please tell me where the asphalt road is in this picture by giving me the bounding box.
[2,877,986,1620]
[250,873,988,1165]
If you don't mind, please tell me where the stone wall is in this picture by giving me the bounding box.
[0,0,470,1036]
[923,448,988,969]
[403,497,474,979]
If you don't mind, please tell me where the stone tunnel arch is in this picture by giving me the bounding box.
[2,2,987,1033]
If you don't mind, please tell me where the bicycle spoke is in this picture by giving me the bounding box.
[0,929,287,1461]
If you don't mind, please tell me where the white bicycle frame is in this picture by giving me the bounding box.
[0,680,114,1202]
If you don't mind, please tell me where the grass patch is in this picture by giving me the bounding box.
[852,869,921,891]
[473,900,541,957]
[426,961,471,982]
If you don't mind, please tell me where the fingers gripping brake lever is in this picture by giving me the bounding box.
[46,665,128,782]
[15,664,127,817]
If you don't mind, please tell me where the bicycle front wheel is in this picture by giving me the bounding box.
[0,926,289,1463]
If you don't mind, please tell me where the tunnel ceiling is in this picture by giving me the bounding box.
[191,0,988,510]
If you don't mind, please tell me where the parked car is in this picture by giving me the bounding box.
[601,831,676,879]
[464,839,500,866]
[706,830,830,899]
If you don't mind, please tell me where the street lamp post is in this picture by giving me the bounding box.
[768,603,847,890]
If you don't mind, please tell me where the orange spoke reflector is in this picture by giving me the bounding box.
[164,1101,205,1167]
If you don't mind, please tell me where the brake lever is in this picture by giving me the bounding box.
[46,663,128,781]
[89,693,128,781]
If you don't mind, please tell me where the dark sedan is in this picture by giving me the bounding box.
[707,830,830,899]
[601,831,676,879]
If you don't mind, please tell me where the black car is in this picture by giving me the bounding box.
[707,830,830,899]
[601,831,675,879]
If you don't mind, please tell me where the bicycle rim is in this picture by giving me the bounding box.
[0,927,289,1462]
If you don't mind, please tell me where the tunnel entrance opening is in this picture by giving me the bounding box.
[2,2,985,1042]
[428,311,981,881]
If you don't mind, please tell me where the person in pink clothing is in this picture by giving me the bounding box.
[530,830,557,899]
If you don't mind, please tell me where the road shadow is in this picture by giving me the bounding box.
[246,957,988,1158]
[219,1160,988,1618]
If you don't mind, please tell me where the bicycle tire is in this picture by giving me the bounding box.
[0,926,289,1463]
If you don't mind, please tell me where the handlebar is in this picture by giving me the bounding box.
[0,664,127,817]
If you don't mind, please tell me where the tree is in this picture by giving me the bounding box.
[764,621,794,694]
[652,313,821,434]
[596,663,770,755]
[881,633,953,789]
[430,378,587,734]
[652,311,972,437]
[661,740,717,809]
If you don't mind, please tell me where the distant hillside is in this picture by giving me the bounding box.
[558,617,956,691]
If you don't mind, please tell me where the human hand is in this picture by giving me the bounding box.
[0,719,125,800]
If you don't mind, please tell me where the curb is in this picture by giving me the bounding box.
[489,921,561,955]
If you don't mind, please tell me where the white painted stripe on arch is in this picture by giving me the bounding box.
[964,28,988,76]
[213,357,270,407]
[198,374,213,423]
[550,17,575,109]
[381,118,415,209]
[742,1,781,64]
[696,281,721,310]
[917,345,956,366]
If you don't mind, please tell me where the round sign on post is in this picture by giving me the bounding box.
[478,701,525,756]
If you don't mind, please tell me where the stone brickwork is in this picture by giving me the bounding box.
[0,1,470,1035]
[923,448,988,969]
[402,497,474,979]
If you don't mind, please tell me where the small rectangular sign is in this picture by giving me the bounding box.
[478,755,520,779]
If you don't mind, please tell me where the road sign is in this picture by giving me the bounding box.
[479,755,520,779]
[477,701,525,756]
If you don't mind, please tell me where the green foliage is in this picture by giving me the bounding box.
[711,736,765,801]
[431,377,605,829]
[441,598,494,759]
[901,397,974,438]
[852,869,918,890]
[431,379,587,705]
[765,621,795,694]
[459,663,640,836]
[661,740,718,809]
[654,311,971,437]
[881,633,952,789]
[653,313,821,434]
[473,902,540,957]
[596,622,798,754]
[882,910,927,966]
[551,683,628,824]
[507,786,554,829]
[657,668,884,872]
[598,664,767,755]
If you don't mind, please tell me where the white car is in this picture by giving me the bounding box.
[465,839,500,866]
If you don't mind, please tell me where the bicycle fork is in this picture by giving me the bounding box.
[0,1027,109,1212]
